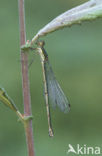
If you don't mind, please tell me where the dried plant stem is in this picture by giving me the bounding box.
[18,0,35,156]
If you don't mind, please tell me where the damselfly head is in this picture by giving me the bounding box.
[36,40,45,47]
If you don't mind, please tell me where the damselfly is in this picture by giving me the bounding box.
[36,41,70,137]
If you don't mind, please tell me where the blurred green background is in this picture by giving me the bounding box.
[0,0,102,155]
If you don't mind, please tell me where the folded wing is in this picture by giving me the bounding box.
[44,61,70,113]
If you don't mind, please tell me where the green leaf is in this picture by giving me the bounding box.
[0,87,17,112]
[21,41,31,51]
[31,0,102,44]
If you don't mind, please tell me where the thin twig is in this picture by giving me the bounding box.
[18,0,35,156]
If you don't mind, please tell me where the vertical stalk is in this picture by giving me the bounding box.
[18,0,35,156]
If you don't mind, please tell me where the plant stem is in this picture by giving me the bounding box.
[18,0,35,156]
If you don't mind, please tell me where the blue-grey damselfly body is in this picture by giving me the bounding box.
[36,41,70,137]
